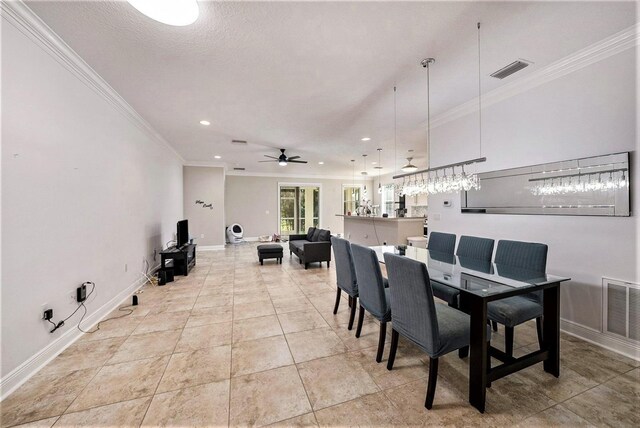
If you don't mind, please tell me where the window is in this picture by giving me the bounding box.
[279,184,321,235]
[342,185,362,215]
[381,184,395,216]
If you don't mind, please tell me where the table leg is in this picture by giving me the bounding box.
[468,295,488,413]
[543,284,560,377]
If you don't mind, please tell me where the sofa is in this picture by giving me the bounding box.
[289,227,332,269]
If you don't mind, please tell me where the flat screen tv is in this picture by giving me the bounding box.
[177,220,189,248]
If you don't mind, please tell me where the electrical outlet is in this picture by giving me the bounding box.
[76,284,87,303]
[43,309,53,320]
[40,303,51,320]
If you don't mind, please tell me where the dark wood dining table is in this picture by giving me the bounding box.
[371,245,570,413]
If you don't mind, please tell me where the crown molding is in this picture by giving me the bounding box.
[1,0,185,164]
[226,170,372,181]
[430,23,640,129]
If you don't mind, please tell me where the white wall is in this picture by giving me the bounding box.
[1,14,183,390]
[427,47,638,339]
[183,166,226,247]
[225,175,373,237]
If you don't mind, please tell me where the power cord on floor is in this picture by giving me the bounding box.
[78,304,134,334]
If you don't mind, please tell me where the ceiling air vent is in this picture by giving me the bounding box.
[231,139,248,145]
[233,167,245,171]
[490,59,531,79]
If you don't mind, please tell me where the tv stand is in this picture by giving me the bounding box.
[160,244,196,276]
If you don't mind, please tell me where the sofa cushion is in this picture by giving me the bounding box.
[306,227,316,241]
[318,229,331,242]
[311,228,321,242]
[290,240,306,253]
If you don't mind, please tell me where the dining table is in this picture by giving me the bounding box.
[371,245,571,413]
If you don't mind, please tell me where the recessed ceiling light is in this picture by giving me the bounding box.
[199,120,210,126]
[214,155,221,159]
[361,137,371,141]
[318,161,324,165]
[372,162,377,165]
[127,0,199,26]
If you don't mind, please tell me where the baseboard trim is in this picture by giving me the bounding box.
[197,245,226,251]
[0,266,158,401]
[561,318,640,362]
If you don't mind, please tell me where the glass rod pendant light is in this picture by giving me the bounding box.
[377,148,383,193]
[393,23,486,195]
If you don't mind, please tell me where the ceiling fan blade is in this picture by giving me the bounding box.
[287,156,301,161]
[288,160,308,164]
[258,160,278,163]
[263,155,279,160]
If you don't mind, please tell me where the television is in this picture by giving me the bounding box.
[177,220,189,248]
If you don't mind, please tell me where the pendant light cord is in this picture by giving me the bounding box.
[426,63,431,170]
[477,22,482,158]
[394,86,397,175]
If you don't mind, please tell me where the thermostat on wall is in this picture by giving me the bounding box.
[443,200,452,207]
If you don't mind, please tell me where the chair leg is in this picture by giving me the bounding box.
[348,295,352,308]
[425,357,439,410]
[376,322,387,363]
[505,326,514,357]
[355,305,365,338]
[492,321,498,332]
[347,297,357,330]
[487,342,492,388]
[536,317,543,348]
[333,288,341,314]
[387,329,399,370]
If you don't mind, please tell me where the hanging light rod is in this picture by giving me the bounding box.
[393,157,486,180]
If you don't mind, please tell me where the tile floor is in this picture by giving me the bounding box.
[2,243,638,427]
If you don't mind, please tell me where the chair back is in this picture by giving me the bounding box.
[330,236,358,296]
[427,232,456,254]
[384,253,440,356]
[351,244,389,321]
[456,235,495,262]
[495,240,548,272]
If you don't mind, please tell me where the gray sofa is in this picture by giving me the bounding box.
[288,227,332,269]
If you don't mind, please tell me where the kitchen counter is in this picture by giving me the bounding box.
[337,215,424,246]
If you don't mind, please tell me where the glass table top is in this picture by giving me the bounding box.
[372,245,571,298]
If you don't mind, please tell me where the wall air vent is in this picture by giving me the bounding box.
[490,59,532,79]
[603,277,640,342]
[233,167,245,171]
[231,139,248,145]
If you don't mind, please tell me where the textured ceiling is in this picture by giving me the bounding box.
[26,1,635,175]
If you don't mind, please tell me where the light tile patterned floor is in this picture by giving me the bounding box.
[2,243,638,427]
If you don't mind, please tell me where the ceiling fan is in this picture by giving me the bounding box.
[259,149,308,166]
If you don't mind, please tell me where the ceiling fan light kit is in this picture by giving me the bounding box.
[259,149,308,166]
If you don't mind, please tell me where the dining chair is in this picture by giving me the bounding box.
[427,232,459,307]
[330,236,358,330]
[351,243,391,363]
[384,253,489,409]
[488,240,548,357]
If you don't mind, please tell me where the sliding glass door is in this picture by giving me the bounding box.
[279,184,320,235]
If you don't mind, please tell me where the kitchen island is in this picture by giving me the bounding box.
[336,215,425,246]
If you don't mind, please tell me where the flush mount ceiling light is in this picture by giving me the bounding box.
[199,120,210,126]
[127,0,199,26]
[318,161,324,165]
[214,155,221,159]
[361,137,371,141]
[401,157,418,173]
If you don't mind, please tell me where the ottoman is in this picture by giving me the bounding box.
[257,244,283,265]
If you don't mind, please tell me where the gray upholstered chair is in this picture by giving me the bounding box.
[427,232,458,307]
[330,236,358,330]
[456,235,495,262]
[488,240,548,357]
[384,253,489,409]
[350,243,391,363]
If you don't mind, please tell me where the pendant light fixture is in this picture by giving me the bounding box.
[361,155,368,196]
[351,159,356,197]
[401,157,417,172]
[393,23,486,195]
